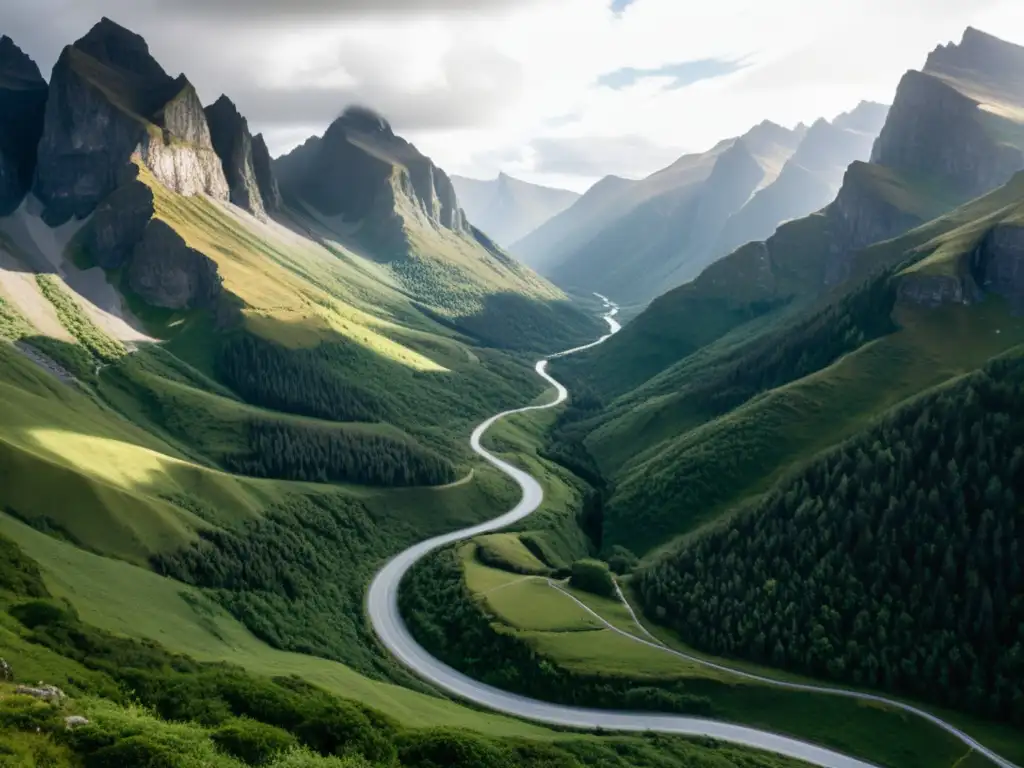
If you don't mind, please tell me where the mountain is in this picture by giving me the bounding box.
[520,115,888,306]
[575,28,1024,397]
[0,36,48,215]
[33,17,230,226]
[713,101,889,258]
[205,94,278,219]
[449,172,580,253]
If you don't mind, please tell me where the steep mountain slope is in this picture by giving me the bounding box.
[540,122,806,305]
[275,106,600,348]
[575,28,1024,397]
[713,102,889,258]
[450,172,579,251]
[0,36,48,216]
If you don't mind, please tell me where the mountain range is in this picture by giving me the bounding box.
[513,102,889,306]
[450,172,580,254]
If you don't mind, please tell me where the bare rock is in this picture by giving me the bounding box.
[87,173,155,269]
[16,684,66,703]
[64,715,89,728]
[205,95,265,217]
[0,36,48,216]
[128,219,222,309]
[33,18,227,225]
[0,657,12,682]
[252,133,282,213]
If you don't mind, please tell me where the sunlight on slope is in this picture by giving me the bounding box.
[137,163,450,372]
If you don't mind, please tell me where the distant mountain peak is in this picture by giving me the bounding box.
[925,26,1024,88]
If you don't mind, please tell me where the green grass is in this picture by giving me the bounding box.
[35,273,125,363]
[473,534,550,575]
[0,514,552,739]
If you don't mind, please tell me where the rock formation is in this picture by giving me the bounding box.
[205,95,266,218]
[251,133,282,213]
[128,219,222,309]
[276,106,470,255]
[33,17,228,225]
[0,36,48,216]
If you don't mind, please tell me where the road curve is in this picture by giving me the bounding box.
[366,297,1015,768]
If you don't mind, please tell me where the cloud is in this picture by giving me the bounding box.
[610,0,638,12]
[597,59,746,91]
[157,0,557,17]
[529,135,684,178]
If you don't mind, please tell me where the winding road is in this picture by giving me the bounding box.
[367,296,1017,768]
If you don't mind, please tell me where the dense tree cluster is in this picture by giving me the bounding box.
[569,559,616,598]
[401,548,712,716]
[153,495,400,677]
[217,333,386,423]
[636,351,1024,724]
[684,275,898,420]
[225,420,458,487]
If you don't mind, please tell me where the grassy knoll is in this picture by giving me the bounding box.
[473,533,550,574]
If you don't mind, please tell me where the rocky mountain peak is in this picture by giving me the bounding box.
[926,26,1024,75]
[833,101,890,134]
[0,36,45,86]
[337,105,394,137]
[73,17,169,84]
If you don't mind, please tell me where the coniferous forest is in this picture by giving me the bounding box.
[226,420,458,487]
[636,351,1024,725]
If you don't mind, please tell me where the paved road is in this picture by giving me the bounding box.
[367,297,1016,768]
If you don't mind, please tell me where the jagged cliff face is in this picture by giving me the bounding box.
[251,133,282,213]
[0,36,48,216]
[276,107,469,255]
[899,226,1024,310]
[205,95,266,218]
[33,17,228,225]
[870,70,1023,201]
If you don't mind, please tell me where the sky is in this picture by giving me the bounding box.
[5,0,1024,192]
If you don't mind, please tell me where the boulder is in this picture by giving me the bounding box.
[15,684,66,703]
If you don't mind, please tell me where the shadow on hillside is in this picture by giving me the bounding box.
[419,292,606,354]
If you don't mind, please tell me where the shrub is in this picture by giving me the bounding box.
[397,728,513,768]
[212,719,297,765]
[568,559,616,598]
[85,735,180,768]
[605,546,638,576]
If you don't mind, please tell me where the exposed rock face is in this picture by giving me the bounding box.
[205,95,266,218]
[925,27,1024,102]
[128,219,221,309]
[824,163,925,284]
[276,106,470,254]
[15,685,66,703]
[33,18,228,224]
[87,175,155,269]
[251,134,282,213]
[0,36,49,216]
[899,226,1024,310]
[870,70,1022,201]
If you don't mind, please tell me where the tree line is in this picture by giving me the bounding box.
[225,420,458,487]
[636,350,1024,725]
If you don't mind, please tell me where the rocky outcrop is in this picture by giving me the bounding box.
[128,219,221,309]
[205,95,265,218]
[925,27,1024,103]
[15,684,66,703]
[276,106,470,254]
[251,133,282,213]
[898,226,1024,310]
[33,18,228,224]
[870,70,1022,201]
[0,36,49,216]
[87,174,155,269]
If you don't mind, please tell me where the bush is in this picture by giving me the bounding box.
[568,559,616,598]
[8,600,76,629]
[0,533,50,598]
[85,735,179,768]
[213,719,297,765]
[397,728,513,768]
[294,704,397,765]
[0,695,62,732]
[605,546,638,576]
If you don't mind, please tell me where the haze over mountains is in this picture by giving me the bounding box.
[450,173,580,253]
[513,102,889,306]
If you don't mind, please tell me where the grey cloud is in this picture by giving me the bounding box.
[530,135,684,178]
[156,0,554,17]
[3,0,525,149]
